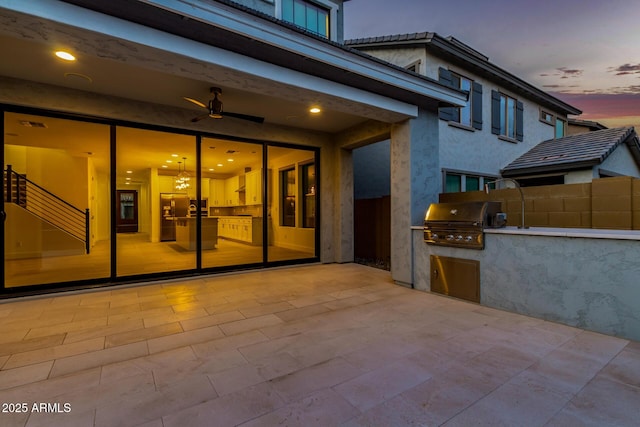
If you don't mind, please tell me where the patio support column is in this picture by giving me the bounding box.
[389,108,439,285]
[334,147,354,263]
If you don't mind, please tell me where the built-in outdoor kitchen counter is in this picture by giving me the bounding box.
[411,224,640,341]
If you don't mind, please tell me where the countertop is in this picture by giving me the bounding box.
[411,225,640,241]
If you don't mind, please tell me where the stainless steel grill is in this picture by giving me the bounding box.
[423,201,505,249]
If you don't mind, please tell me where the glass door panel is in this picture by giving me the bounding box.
[115,127,196,276]
[3,112,111,287]
[267,145,317,263]
[201,137,263,268]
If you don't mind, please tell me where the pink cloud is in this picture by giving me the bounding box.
[550,92,640,127]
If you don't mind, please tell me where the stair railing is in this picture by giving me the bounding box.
[4,165,90,254]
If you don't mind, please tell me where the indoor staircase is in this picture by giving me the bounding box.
[4,165,90,254]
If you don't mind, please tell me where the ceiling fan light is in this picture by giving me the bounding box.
[208,96,223,119]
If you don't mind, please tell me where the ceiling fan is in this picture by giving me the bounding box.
[183,87,265,124]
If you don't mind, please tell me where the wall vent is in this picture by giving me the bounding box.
[19,120,47,128]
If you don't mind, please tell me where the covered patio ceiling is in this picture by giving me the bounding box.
[0,0,464,135]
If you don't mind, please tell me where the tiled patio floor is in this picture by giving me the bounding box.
[1,263,639,426]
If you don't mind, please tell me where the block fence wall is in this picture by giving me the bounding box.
[439,176,640,230]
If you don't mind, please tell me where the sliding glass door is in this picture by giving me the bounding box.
[2,109,319,292]
[115,126,196,277]
[267,145,318,263]
[3,112,111,288]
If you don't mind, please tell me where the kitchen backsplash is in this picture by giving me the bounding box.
[209,205,263,217]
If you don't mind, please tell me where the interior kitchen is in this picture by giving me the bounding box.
[4,112,318,287]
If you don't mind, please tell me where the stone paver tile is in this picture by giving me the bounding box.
[94,374,217,427]
[341,394,430,427]
[525,348,610,394]
[105,322,182,348]
[560,330,629,363]
[270,357,364,403]
[332,358,432,412]
[107,306,174,325]
[287,293,336,308]
[4,337,105,370]
[322,296,371,311]
[442,370,573,427]
[180,310,245,331]
[250,352,305,382]
[240,388,359,427]
[210,364,265,396]
[63,319,145,344]
[0,334,66,358]
[50,341,148,378]
[162,382,283,427]
[24,317,108,340]
[598,348,640,388]
[218,314,284,336]
[25,407,95,427]
[0,368,101,404]
[274,304,330,323]
[191,330,268,357]
[147,325,223,354]
[546,376,640,427]
[0,361,53,390]
[399,365,503,426]
[239,302,295,319]
[143,308,209,328]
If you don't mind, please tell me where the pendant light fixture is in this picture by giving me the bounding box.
[174,157,191,191]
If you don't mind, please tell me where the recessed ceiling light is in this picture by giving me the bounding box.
[55,51,76,61]
[161,165,168,168]
[171,154,178,157]
[227,158,234,162]
[166,160,172,163]
[309,107,321,114]
[126,170,133,174]
[217,163,223,167]
[209,168,215,171]
[126,177,131,181]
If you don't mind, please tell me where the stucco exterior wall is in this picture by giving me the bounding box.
[349,46,567,190]
[598,143,640,178]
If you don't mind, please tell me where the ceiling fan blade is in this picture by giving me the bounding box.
[221,111,265,124]
[183,97,207,109]
[191,114,209,123]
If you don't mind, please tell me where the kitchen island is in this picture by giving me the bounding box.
[175,217,218,250]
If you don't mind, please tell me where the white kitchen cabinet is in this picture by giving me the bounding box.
[217,216,262,245]
[245,169,270,206]
[224,176,241,206]
[209,179,226,207]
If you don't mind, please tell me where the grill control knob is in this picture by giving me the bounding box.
[432,233,439,240]
[446,235,454,241]
[465,235,473,242]
[456,235,463,241]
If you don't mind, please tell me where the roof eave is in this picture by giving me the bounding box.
[501,160,600,178]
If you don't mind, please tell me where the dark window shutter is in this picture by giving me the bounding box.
[491,90,501,135]
[472,82,483,130]
[516,100,524,141]
[438,67,454,121]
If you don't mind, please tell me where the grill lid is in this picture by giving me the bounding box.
[424,201,490,225]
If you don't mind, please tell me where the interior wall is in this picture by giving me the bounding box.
[268,149,316,252]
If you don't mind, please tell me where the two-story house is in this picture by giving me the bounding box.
[1,0,468,294]
[347,32,583,193]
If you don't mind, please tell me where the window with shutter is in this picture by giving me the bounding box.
[439,68,481,129]
[492,91,522,141]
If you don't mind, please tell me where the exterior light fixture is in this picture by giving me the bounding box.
[309,107,321,114]
[55,51,76,61]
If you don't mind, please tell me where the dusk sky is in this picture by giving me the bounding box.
[344,0,640,129]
